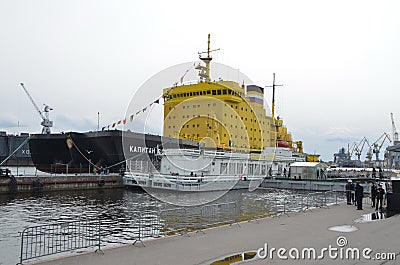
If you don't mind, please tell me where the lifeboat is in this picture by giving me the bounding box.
[277,140,290,148]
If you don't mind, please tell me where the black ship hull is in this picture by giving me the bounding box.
[29,130,197,174]
[0,132,32,166]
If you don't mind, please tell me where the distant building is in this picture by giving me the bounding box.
[386,144,400,169]
[290,162,327,179]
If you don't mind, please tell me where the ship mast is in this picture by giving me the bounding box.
[266,73,283,146]
[266,73,283,123]
[197,34,219,82]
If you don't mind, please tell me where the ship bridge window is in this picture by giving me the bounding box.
[207,90,211,95]
[212,90,216,95]
[228,90,233,95]
[217,90,222,95]
[223,89,227,95]
[173,94,176,98]
[190,92,193,96]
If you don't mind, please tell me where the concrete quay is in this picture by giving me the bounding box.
[33,203,399,265]
[0,174,123,194]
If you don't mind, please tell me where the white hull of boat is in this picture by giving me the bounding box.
[123,173,263,192]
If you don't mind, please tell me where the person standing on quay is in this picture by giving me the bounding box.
[355,182,364,210]
[376,184,385,211]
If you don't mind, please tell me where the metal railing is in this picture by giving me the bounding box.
[19,219,101,264]
[198,202,239,233]
[159,207,193,236]
[132,210,161,246]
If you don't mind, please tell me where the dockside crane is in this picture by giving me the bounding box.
[355,137,371,161]
[391,113,399,145]
[19,83,53,134]
[347,142,358,160]
[371,132,391,161]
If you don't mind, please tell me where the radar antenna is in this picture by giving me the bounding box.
[19,83,53,134]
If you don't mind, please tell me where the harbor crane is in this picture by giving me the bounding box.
[19,83,53,134]
[371,132,391,161]
[391,113,399,144]
[347,142,358,160]
[354,137,371,161]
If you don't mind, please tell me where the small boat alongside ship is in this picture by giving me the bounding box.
[123,147,302,192]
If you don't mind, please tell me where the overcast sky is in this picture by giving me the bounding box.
[1,0,399,161]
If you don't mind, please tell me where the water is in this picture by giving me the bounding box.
[0,186,340,265]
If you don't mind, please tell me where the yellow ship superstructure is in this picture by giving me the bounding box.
[163,34,301,155]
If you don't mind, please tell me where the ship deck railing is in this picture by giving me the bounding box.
[124,172,264,184]
[161,149,250,159]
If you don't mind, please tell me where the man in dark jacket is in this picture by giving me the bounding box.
[376,184,385,211]
[355,182,363,210]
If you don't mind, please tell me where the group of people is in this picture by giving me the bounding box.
[370,181,385,210]
[345,180,385,211]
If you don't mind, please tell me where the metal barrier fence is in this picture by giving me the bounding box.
[132,210,161,246]
[159,207,196,236]
[19,219,101,265]
[198,202,239,233]
[268,190,344,216]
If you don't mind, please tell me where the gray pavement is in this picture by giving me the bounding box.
[32,203,399,265]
